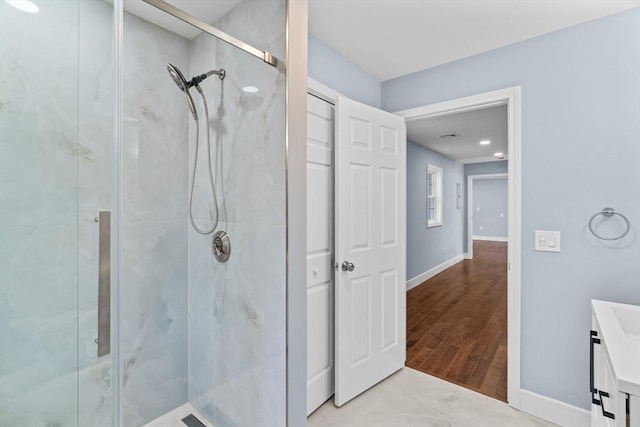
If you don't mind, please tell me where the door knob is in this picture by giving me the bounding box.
[341,261,355,272]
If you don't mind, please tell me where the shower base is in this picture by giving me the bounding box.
[144,403,215,427]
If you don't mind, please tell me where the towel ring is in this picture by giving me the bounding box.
[588,207,631,241]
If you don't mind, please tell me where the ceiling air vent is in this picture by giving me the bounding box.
[437,132,459,139]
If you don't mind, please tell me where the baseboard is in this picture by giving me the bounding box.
[472,235,508,242]
[406,254,464,290]
[463,253,472,260]
[519,389,590,427]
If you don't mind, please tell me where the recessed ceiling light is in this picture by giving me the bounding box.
[479,140,491,145]
[5,0,39,13]
[494,152,504,157]
[242,86,259,93]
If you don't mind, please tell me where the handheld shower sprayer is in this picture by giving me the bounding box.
[166,63,227,235]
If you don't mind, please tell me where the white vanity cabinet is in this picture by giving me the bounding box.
[591,300,640,427]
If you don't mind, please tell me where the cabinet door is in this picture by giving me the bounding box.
[630,395,640,426]
[600,356,619,427]
[592,326,605,427]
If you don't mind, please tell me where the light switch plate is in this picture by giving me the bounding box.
[535,230,561,252]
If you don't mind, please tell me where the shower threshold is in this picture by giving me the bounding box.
[143,403,215,427]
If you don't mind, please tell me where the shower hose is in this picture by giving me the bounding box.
[189,87,219,235]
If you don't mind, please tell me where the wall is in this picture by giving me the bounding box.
[383,9,640,410]
[407,141,465,283]
[463,161,508,253]
[472,178,508,239]
[464,160,508,176]
[308,33,381,108]
[188,1,287,426]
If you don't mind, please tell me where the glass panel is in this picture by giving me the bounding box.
[188,2,286,426]
[428,198,435,221]
[119,6,191,425]
[120,0,286,425]
[78,1,115,425]
[0,0,113,426]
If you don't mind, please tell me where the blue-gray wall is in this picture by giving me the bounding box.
[464,161,508,176]
[472,178,508,238]
[384,9,640,409]
[407,141,464,281]
[464,161,508,253]
[308,33,381,108]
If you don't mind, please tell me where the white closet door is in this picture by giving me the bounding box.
[334,96,406,407]
[306,93,335,415]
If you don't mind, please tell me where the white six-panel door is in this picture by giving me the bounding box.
[306,93,335,415]
[334,96,407,406]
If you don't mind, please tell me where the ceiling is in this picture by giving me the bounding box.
[408,105,507,163]
[309,0,637,164]
[308,0,640,81]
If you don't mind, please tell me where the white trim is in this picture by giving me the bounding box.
[468,173,508,179]
[467,173,508,260]
[460,155,509,164]
[406,254,464,291]
[519,389,590,427]
[463,253,472,260]
[396,86,522,409]
[473,236,508,242]
[307,78,342,104]
[395,88,514,120]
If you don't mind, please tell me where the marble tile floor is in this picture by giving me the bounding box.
[144,403,216,427]
[307,368,558,427]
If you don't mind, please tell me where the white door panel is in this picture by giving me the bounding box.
[335,96,406,406]
[306,94,335,415]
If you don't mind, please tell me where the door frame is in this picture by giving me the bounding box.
[308,78,342,106]
[394,86,522,409]
[467,173,508,259]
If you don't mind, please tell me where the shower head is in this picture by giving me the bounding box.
[167,63,198,120]
[167,63,188,92]
[167,63,226,121]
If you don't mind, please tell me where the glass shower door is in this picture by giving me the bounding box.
[0,1,115,425]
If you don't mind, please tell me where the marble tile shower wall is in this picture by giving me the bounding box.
[1,1,115,426]
[187,1,287,426]
[121,11,190,427]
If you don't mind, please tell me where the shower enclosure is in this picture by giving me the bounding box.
[0,0,289,425]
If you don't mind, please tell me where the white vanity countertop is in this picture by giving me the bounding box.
[592,299,640,396]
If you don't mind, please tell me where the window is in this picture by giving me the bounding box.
[427,164,443,227]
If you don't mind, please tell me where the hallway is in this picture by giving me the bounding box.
[406,241,508,401]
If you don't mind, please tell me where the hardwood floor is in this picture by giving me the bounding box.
[406,240,507,402]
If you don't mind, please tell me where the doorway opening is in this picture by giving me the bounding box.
[396,87,521,407]
[467,174,508,259]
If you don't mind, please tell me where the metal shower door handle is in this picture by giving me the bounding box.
[97,211,111,357]
[341,261,355,272]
